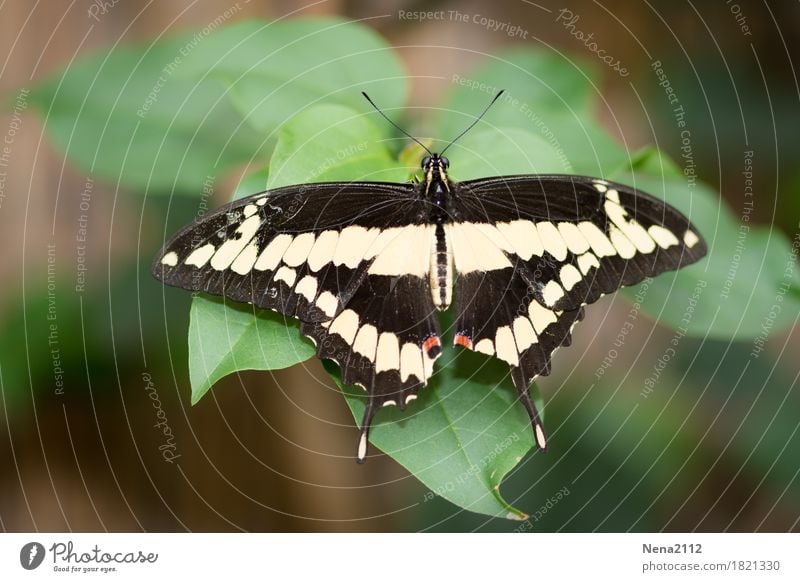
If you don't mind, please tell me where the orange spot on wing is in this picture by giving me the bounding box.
[423,336,441,353]
[454,334,473,349]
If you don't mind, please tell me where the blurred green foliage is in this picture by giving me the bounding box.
[26,17,800,522]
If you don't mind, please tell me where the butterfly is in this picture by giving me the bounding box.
[152,91,707,462]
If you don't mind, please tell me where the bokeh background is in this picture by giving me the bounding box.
[1,0,799,532]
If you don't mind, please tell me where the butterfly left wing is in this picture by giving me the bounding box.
[152,182,423,323]
[153,182,443,462]
[448,174,707,448]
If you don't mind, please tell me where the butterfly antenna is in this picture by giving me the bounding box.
[361,92,432,156]
[440,89,505,156]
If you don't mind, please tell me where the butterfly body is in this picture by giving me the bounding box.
[154,148,706,462]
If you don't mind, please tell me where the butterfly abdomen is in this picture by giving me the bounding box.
[430,222,453,310]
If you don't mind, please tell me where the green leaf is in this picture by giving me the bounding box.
[188,295,315,404]
[268,104,409,188]
[439,48,598,137]
[612,159,800,338]
[330,337,538,520]
[446,127,572,179]
[440,50,628,176]
[179,17,408,134]
[30,37,266,193]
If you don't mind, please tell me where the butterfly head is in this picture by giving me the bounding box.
[421,153,449,176]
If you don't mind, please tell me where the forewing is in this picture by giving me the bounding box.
[152,182,424,322]
[452,175,707,312]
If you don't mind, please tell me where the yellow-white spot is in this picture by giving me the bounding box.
[231,240,260,275]
[274,266,296,287]
[604,199,656,254]
[328,309,359,344]
[537,222,568,261]
[608,226,637,259]
[535,424,547,449]
[400,343,424,383]
[185,243,215,267]
[560,264,583,291]
[529,301,557,334]
[542,280,565,306]
[307,230,338,271]
[577,252,601,275]
[578,222,617,257]
[513,316,537,352]
[382,400,396,408]
[648,225,680,249]
[495,326,519,366]
[369,224,434,278]
[242,204,258,217]
[210,215,261,270]
[375,332,400,374]
[496,220,544,259]
[295,275,317,302]
[405,394,418,404]
[606,188,620,204]
[353,324,378,362]
[474,338,494,355]
[593,181,608,193]
[447,222,512,273]
[161,252,178,266]
[282,232,316,267]
[315,291,338,317]
[473,223,514,253]
[255,234,293,271]
[683,229,700,248]
[558,222,590,254]
[357,433,368,461]
[334,226,380,268]
[255,197,268,206]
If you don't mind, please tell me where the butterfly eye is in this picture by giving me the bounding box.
[421,156,431,169]
[441,156,450,169]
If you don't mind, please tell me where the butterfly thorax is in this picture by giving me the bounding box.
[421,153,454,311]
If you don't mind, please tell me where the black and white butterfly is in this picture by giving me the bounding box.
[153,92,706,462]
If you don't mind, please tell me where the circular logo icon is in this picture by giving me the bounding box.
[19,542,45,570]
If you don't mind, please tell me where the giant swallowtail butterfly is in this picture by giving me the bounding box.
[153,92,706,462]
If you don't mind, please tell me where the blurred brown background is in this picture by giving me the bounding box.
[1,0,799,532]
